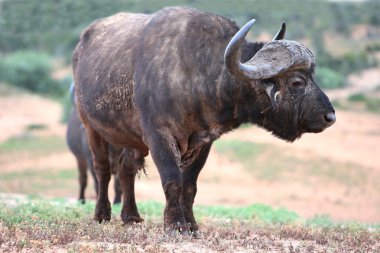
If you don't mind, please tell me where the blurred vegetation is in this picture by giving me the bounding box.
[0,51,67,96]
[348,92,380,113]
[0,0,379,100]
[0,134,67,166]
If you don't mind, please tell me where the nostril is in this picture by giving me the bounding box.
[324,112,336,124]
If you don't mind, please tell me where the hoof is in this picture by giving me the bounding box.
[165,222,191,236]
[122,215,144,225]
[94,201,111,223]
[93,212,111,223]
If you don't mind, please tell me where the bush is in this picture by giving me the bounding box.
[0,51,66,96]
[315,67,345,89]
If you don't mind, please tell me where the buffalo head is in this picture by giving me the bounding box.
[225,20,336,141]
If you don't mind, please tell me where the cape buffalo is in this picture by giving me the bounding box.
[66,85,122,205]
[73,6,336,235]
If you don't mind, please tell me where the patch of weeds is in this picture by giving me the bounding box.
[26,123,47,131]
[0,134,67,154]
[365,98,380,113]
[137,201,164,219]
[0,168,76,181]
[0,197,379,252]
[214,140,265,162]
[194,203,299,224]
[348,93,367,102]
[306,214,335,227]
[0,202,85,227]
[0,168,77,194]
[347,92,380,113]
[214,139,368,186]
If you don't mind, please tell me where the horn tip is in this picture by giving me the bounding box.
[248,19,256,25]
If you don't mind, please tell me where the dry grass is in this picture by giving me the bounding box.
[1,218,379,252]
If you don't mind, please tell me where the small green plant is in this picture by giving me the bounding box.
[26,124,47,131]
[194,203,299,224]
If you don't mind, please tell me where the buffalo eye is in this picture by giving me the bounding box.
[289,76,306,88]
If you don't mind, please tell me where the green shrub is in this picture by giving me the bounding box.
[315,67,345,89]
[0,51,66,96]
[348,93,367,102]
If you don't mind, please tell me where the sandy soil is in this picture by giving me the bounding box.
[0,80,380,223]
[0,93,65,143]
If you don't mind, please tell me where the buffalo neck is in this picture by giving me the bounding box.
[206,41,267,133]
[212,71,265,133]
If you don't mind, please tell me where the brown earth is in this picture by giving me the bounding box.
[0,78,380,224]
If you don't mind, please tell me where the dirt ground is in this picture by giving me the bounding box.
[0,72,380,224]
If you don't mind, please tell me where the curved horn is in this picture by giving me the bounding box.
[224,19,260,79]
[272,23,286,40]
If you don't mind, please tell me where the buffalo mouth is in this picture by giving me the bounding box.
[301,110,336,134]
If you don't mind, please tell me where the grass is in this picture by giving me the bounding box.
[0,168,76,181]
[214,139,265,166]
[0,134,66,154]
[0,167,78,194]
[0,197,379,252]
[213,140,367,186]
[0,196,377,229]
[0,134,68,166]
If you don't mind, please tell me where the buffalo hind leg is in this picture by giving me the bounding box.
[84,126,112,222]
[119,148,144,224]
[77,159,88,204]
[146,129,188,235]
[181,144,212,237]
[113,174,122,205]
[83,136,99,198]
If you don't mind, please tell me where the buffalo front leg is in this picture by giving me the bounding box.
[181,144,212,236]
[84,126,112,222]
[119,149,144,224]
[146,129,188,235]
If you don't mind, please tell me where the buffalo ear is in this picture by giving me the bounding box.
[263,81,281,110]
[272,23,286,40]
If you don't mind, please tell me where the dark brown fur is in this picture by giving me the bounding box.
[73,7,335,234]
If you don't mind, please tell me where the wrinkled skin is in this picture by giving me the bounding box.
[73,7,335,235]
[66,108,122,205]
